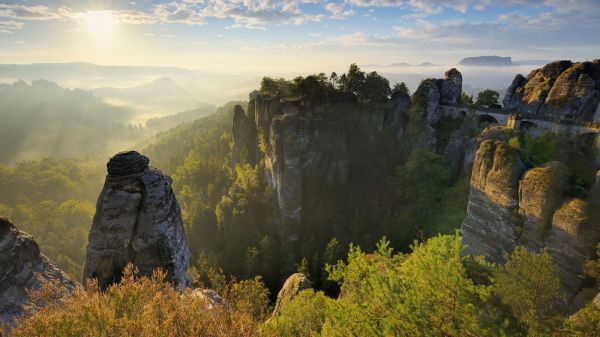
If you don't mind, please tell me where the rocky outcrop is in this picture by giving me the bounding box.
[0,217,76,325]
[462,140,525,259]
[440,68,462,105]
[389,89,410,139]
[83,151,190,290]
[462,138,600,302]
[503,60,600,121]
[518,161,571,224]
[503,74,526,110]
[232,104,257,166]
[443,129,465,182]
[271,273,311,317]
[411,68,463,128]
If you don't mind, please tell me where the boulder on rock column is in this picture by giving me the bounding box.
[83,151,190,290]
[272,273,312,317]
[0,217,76,325]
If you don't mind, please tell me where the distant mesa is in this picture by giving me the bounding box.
[459,56,515,67]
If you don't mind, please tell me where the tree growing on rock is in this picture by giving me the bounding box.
[474,89,500,108]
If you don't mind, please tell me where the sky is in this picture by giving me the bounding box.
[0,0,599,73]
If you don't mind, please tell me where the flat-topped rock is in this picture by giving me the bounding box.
[107,151,150,176]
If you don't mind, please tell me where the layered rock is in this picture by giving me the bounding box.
[462,139,600,301]
[443,129,465,182]
[0,217,76,324]
[503,60,600,121]
[420,68,462,126]
[83,151,190,290]
[232,104,257,166]
[238,89,411,232]
[503,74,526,110]
[462,140,525,259]
[271,273,312,317]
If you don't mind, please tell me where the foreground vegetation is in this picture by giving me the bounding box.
[6,234,600,336]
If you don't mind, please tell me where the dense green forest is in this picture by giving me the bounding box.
[0,80,146,164]
[2,65,600,336]
[0,67,471,294]
[0,80,217,164]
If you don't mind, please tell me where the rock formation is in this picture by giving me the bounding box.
[462,138,600,301]
[0,217,76,325]
[503,60,600,121]
[233,69,463,233]
[460,56,514,67]
[83,151,190,290]
[234,87,412,232]
[271,273,312,317]
[232,104,257,166]
[418,68,463,126]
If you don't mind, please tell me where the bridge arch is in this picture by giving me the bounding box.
[478,114,499,126]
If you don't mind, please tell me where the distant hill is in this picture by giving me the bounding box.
[459,56,515,66]
[0,62,197,87]
[0,80,145,163]
[145,104,217,132]
[92,77,208,120]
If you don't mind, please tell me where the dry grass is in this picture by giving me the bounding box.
[9,265,270,337]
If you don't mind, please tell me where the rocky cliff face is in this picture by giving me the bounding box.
[416,68,462,127]
[462,139,600,301]
[503,60,600,121]
[83,151,190,290]
[234,90,410,232]
[0,217,76,325]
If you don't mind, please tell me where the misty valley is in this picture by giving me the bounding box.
[1,1,600,336]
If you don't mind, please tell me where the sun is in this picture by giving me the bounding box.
[80,10,119,38]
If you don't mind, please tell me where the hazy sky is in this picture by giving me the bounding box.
[1,0,599,73]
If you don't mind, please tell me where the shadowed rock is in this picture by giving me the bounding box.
[0,217,76,325]
[83,151,190,290]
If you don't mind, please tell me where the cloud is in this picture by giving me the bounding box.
[0,4,65,20]
[0,20,25,34]
[325,3,356,19]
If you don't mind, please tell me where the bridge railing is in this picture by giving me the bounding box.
[441,103,600,131]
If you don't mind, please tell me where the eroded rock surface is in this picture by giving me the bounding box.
[503,60,600,121]
[462,138,600,302]
[83,151,190,290]
[0,217,76,325]
[272,273,312,317]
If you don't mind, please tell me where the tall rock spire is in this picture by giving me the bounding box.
[83,151,190,290]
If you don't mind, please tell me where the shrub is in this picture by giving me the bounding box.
[10,266,265,337]
[262,290,330,337]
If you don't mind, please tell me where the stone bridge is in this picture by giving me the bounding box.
[438,103,600,137]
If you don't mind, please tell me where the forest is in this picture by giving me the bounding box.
[2,64,599,337]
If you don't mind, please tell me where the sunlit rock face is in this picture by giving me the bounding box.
[462,139,600,302]
[0,217,76,325]
[271,273,312,317]
[503,60,600,121]
[83,151,190,290]
[462,140,525,260]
